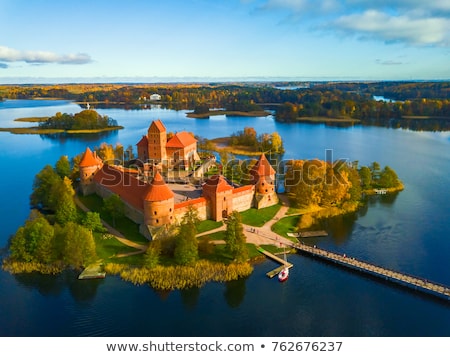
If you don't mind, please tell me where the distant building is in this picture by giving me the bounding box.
[149,93,161,101]
[79,119,278,239]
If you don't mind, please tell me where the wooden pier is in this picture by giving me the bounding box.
[256,246,293,278]
[254,230,450,301]
[293,242,450,301]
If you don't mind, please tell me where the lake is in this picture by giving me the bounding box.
[0,99,449,337]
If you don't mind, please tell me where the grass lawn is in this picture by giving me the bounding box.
[240,203,281,227]
[197,220,223,233]
[78,194,148,244]
[271,215,299,238]
[94,233,140,261]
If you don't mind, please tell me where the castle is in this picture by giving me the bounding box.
[79,119,278,239]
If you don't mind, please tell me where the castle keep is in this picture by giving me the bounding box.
[79,120,278,239]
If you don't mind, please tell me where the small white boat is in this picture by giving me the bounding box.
[278,266,289,282]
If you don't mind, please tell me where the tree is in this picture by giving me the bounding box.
[378,166,400,188]
[30,164,61,209]
[55,155,71,178]
[174,207,199,265]
[53,177,78,225]
[8,212,55,263]
[359,166,372,189]
[82,212,106,232]
[224,211,248,262]
[144,240,161,269]
[270,132,284,154]
[60,222,97,268]
[103,194,125,227]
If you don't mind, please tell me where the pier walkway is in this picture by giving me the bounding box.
[254,229,450,301]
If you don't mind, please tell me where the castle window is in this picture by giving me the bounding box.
[154,211,157,215]
[265,189,268,193]
[262,182,265,186]
[169,208,172,212]
[224,197,226,201]
[156,219,159,224]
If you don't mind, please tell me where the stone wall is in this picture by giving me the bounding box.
[232,186,255,212]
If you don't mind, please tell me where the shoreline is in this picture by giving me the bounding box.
[187,110,271,119]
[0,126,124,135]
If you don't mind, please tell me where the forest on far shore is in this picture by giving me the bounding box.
[1,81,449,130]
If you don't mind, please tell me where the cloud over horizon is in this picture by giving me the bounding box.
[257,0,450,46]
[0,46,92,65]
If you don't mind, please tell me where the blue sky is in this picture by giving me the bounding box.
[1,0,449,83]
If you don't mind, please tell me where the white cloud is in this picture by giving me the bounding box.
[334,10,449,45]
[256,0,450,46]
[0,46,92,65]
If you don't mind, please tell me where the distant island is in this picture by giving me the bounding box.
[0,109,123,135]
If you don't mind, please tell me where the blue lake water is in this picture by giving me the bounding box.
[0,100,449,337]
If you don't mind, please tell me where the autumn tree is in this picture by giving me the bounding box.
[57,222,97,268]
[144,240,161,269]
[53,177,78,225]
[82,212,106,233]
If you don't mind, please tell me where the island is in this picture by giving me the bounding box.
[0,109,123,134]
[2,119,403,290]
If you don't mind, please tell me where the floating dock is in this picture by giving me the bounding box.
[78,262,106,280]
[298,230,328,238]
[256,246,293,278]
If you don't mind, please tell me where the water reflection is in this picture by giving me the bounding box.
[224,277,247,308]
[180,287,200,310]
[12,270,102,302]
[38,130,119,144]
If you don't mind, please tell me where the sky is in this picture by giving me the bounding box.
[0,0,449,83]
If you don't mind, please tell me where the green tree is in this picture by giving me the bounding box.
[174,207,199,265]
[53,177,78,225]
[359,166,372,189]
[103,194,125,227]
[82,211,106,232]
[55,155,71,178]
[224,211,248,262]
[60,222,97,268]
[30,164,61,209]
[378,166,400,188]
[9,212,55,263]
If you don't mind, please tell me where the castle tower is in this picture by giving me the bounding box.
[202,175,234,221]
[79,147,103,195]
[147,120,167,164]
[249,153,278,209]
[143,171,174,227]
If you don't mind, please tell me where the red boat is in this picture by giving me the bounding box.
[278,266,289,282]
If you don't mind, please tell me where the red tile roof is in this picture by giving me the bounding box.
[144,171,174,201]
[251,153,275,176]
[93,165,149,211]
[79,147,103,167]
[174,197,207,209]
[136,135,148,147]
[166,131,197,148]
[232,185,254,194]
[203,175,233,194]
[150,119,166,133]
